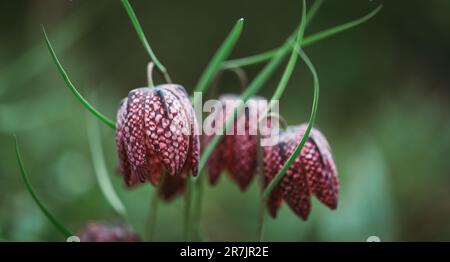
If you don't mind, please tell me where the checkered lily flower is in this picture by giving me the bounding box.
[79,223,140,242]
[205,95,267,191]
[115,84,199,200]
[263,124,339,220]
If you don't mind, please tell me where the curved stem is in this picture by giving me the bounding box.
[147,191,160,241]
[196,45,289,177]
[42,26,116,130]
[146,182,162,241]
[192,173,205,240]
[255,0,308,242]
[210,67,249,98]
[195,1,309,179]
[222,4,382,69]
[184,178,193,240]
[0,3,97,96]
[147,62,155,87]
[14,135,73,238]
[256,199,266,241]
[86,114,127,217]
[221,0,322,70]
[121,0,172,83]
[262,48,320,201]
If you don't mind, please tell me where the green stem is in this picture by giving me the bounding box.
[192,173,205,240]
[221,0,322,70]
[42,26,116,129]
[184,178,193,240]
[256,199,266,241]
[146,171,166,241]
[195,0,311,179]
[121,0,172,83]
[194,18,244,93]
[14,135,73,238]
[256,0,308,242]
[86,114,126,217]
[147,192,160,241]
[262,48,320,201]
[305,0,324,26]
[196,37,294,178]
[266,0,307,114]
[222,4,382,69]
[0,3,96,96]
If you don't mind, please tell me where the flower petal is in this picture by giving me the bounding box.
[144,87,190,176]
[159,174,187,201]
[164,84,201,177]
[278,130,312,220]
[229,105,258,191]
[123,89,153,183]
[79,223,140,242]
[299,125,339,209]
[263,138,285,218]
[116,98,136,187]
[206,96,236,184]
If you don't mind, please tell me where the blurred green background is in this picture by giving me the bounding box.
[1,0,450,241]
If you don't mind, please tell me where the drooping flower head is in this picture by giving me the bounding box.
[204,95,267,191]
[263,124,339,220]
[79,223,140,242]
[115,84,199,200]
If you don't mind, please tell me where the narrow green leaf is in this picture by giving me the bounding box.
[196,41,290,176]
[0,4,97,96]
[196,1,307,177]
[14,135,73,238]
[265,0,307,114]
[42,26,116,130]
[262,47,320,200]
[221,49,278,70]
[222,5,382,69]
[221,0,322,70]
[302,5,383,47]
[86,114,127,216]
[194,18,245,92]
[121,0,172,83]
[305,0,324,26]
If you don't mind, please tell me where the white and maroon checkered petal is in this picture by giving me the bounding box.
[230,97,267,191]
[116,98,137,187]
[144,152,163,186]
[159,174,187,202]
[307,127,339,209]
[205,96,234,184]
[189,114,200,176]
[205,134,227,185]
[267,186,283,218]
[278,133,312,220]
[229,109,258,191]
[161,84,200,177]
[295,125,339,209]
[79,223,140,242]
[144,88,189,176]
[263,139,285,217]
[123,89,152,183]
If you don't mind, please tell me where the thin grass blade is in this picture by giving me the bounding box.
[222,5,382,69]
[196,1,307,177]
[14,135,73,238]
[221,0,322,70]
[86,114,127,216]
[303,5,383,47]
[121,0,172,83]
[42,26,116,129]
[262,47,320,200]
